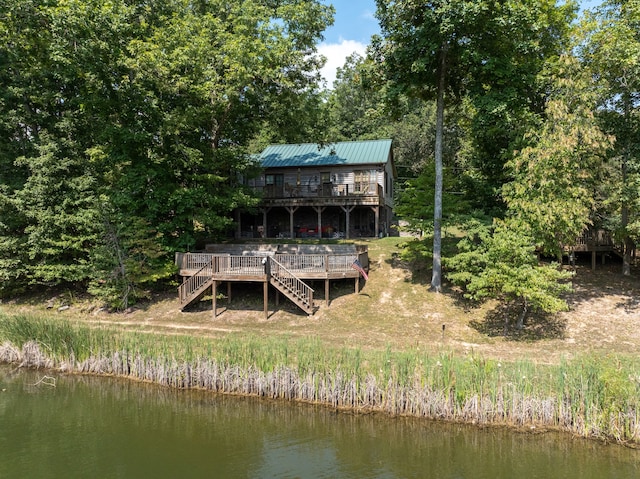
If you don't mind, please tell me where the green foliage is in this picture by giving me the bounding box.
[463,0,577,207]
[0,0,333,296]
[579,0,640,271]
[447,219,573,323]
[88,202,175,310]
[502,55,612,258]
[396,162,470,236]
[324,53,390,142]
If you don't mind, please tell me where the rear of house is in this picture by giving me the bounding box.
[235,139,396,239]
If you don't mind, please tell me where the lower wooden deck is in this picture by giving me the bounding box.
[176,247,369,315]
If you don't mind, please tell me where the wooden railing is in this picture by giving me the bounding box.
[575,229,613,247]
[176,252,217,272]
[255,182,381,199]
[178,255,266,306]
[177,253,362,275]
[213,255,264,276]
[275,254,327,272]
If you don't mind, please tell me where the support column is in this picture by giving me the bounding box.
[235,210,241,239]
[212,280,218,318]
[340,205,356,239]
[285,206,299,239]
[372,206,380,238]
[592,251,597,271]
[325,279,330,307]
[263,281,269,319]
[261,207,271,238]
[314,206,326,239]
[227,282,232,303]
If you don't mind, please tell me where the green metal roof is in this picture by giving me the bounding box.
[258,139,392,168]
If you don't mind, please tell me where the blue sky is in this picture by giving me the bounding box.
[317,0,379,88]
[318,0,604,89]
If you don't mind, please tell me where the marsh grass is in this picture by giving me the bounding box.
[1,312,639,445]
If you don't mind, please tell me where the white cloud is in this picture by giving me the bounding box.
[317,39,367,89]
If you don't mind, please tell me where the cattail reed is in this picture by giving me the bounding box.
[1,313,639,446]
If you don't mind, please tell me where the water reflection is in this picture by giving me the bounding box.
[0,366,637,478]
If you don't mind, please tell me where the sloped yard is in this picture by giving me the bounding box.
[2,237,639,364]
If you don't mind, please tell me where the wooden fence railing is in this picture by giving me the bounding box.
[177,253,363,275]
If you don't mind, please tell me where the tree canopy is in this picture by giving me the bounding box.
[0,0,333,305]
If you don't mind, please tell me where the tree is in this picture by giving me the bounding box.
[0,0,111,290]
[464,1,577,210]
[374,0,576,292]
[324,53,390,141]
[0,0,334,298]
[502,55,612,259]
[580,0,640,275]
[374,0,476,292]
[89,201,172,310]
[109,0,334,249]
[447,219,573,330]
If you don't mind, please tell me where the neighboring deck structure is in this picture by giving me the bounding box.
[176,244,369,318]
[564,229,615,270]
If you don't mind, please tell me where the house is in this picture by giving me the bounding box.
[235,139,396,240]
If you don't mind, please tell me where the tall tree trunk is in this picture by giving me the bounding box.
[431,42,447,293]
[622,201,632,276]
[621,91,633,276]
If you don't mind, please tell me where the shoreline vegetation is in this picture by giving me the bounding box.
[1,314,639,447]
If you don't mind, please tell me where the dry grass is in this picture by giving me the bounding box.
[2,237,640,365]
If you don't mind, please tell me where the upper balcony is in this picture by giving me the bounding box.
[252,181,385,208]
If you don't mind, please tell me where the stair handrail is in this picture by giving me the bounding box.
[178,259,214,304]
[268,257,314,310]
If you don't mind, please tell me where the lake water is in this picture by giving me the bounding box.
[0,365,637,478]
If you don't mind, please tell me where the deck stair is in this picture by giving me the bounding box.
[178,260,214,310]
[267,257,314,315]
[177,255,314,315]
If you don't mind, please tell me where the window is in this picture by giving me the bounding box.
[265,174,283,187]
[354,170,370,193]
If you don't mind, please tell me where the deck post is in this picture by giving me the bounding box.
[372,205,379,237]
[235,210,241,240]
[212,280,217,318]
[340,205,356,239]
[285,206,299,239]
[261,207,271,238]
[355,276,359,293]
[325,279,330,306]
[314,206,326,239]
[592,251,596,271]
[227,282,232,303]
[263,281,269,319]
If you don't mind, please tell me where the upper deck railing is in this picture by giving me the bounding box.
[176,252,363,276]
[255,182,383,199]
